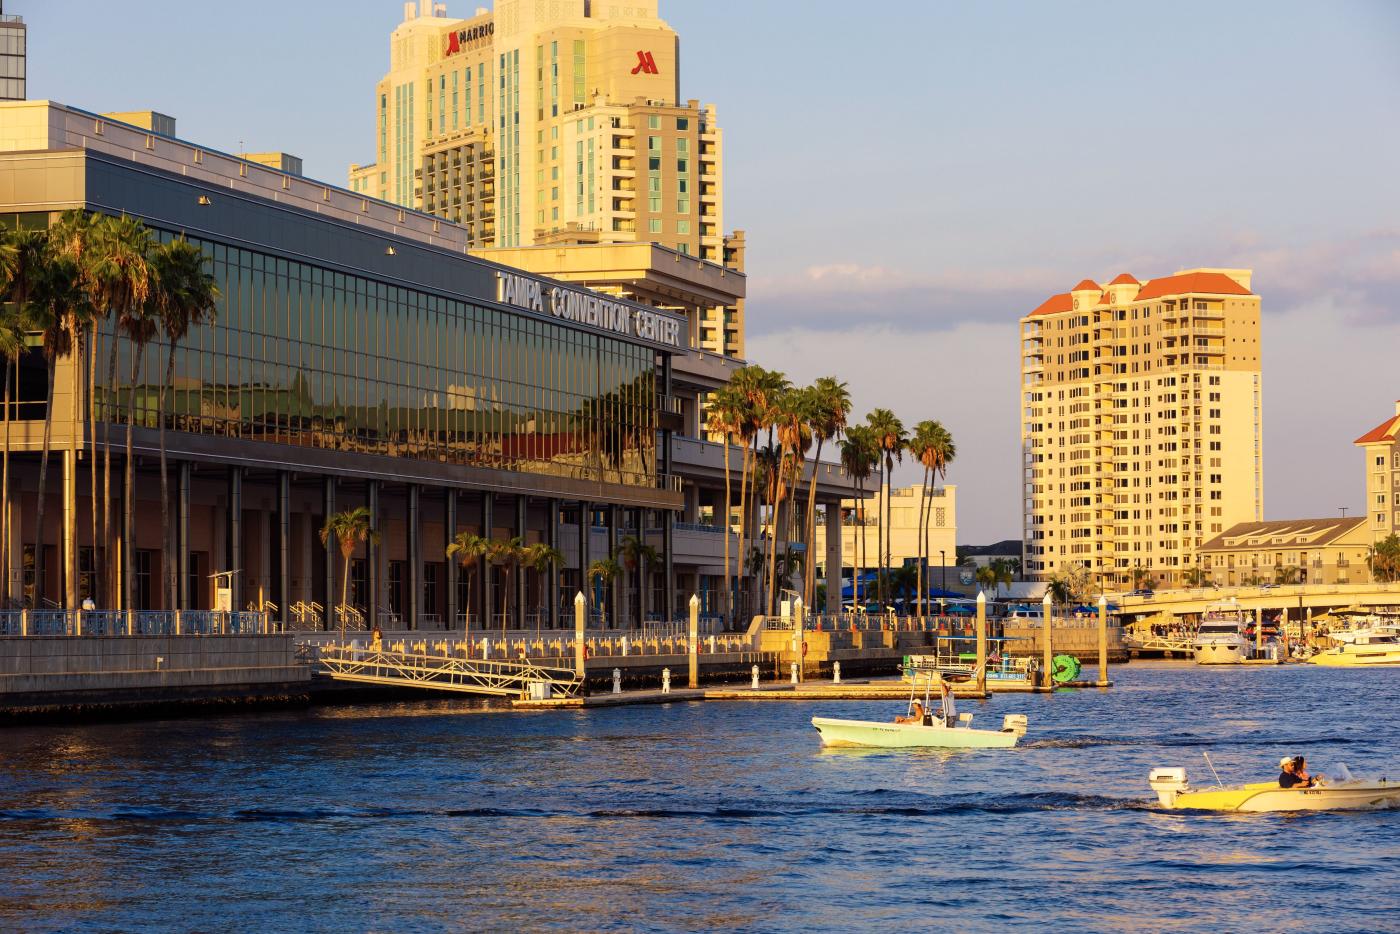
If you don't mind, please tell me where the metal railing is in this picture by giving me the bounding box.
[0,609,270,636]
[314,643,582,698]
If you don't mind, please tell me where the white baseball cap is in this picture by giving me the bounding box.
[1279,756,1293,769]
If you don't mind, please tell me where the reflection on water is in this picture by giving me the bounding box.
[3,664,1400,931]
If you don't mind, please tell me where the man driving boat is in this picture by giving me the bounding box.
[1278,755,1317,789]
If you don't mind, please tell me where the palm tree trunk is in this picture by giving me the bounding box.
[88,336,98,604]
[720,434,731,627]
[916,465,927,624]
[803,438,823,608]
[1,358,11,605]
[123,347,144,613]
[103,320,119,607]
[734,440,752,627]
[34,360,57,607]
[339,548,351,638]
[853,476,863,612]
[765,459,781,617]
[463,568,472,637]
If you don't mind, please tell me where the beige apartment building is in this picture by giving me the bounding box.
[1355,401,1400,542]
[350,0,742,357]
[813,483,959,586]
[1198,518,1371,586]
[1020,269,1263,590]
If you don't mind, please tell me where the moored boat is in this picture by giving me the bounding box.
[1308,629,1400,666]
[1193,602,1250,665]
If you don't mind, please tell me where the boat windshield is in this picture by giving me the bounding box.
[1199,624,1240,635]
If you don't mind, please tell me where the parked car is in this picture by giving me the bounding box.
[1126,589,1155,598]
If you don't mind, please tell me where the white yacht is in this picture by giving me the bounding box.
[1193,603,1250,665]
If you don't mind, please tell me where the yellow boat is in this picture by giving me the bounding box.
[1308,629,1400,666]
[1149,767,1400,812]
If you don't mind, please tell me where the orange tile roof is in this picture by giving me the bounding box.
[1135,271,1252,301]
[1028,292,1072,317]
[1108,273,1139,285]
[1355,415,1400,445]
[1071,278,1101,291]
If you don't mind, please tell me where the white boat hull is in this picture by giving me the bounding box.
[1308,648,1400,666]
[1194,642,1247,665]
[811,716,1020,749]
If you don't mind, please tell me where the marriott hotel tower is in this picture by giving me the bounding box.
[1019,270,1263,590]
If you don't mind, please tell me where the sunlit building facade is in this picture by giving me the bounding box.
[1020,270,1263,589]
[1355,400,1400,542]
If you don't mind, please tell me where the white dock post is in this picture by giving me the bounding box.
[688,594,700,689]
[1041,592,1053,689]
[612,668,622,694]
[790,662,798,684]
[751,664,760,689]
[708,634,716,654]
[621,635,629,656]
[574,591,586,679]
[1097,595,1109,685]
[661,668,671,693]
[794,596,804,683]
[19,608,27,637]
[1255,607,1264,658]
[481,637,489,659]
[832,660,841,684]
[975,591,987,696]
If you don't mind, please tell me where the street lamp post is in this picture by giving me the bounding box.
[939,550,946,593]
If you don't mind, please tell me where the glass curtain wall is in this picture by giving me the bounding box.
[92,233,659,487]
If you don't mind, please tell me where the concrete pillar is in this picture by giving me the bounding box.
[1255,606,1263,657]
[607,505,618,629]
[408,483,420,630]
[825,503,842,621]
[514,495,525,631]
[277,471,290,628]
[177,461,190,610]
[547,498,559,629]
[228,467,243,604]
[1097,594,1108,685]
[1041,592,1053,689]
[573,590,586,679]
[63,448,76,609]
[322,475,335,630]
[664,511,675,623]
[479,491,493,630]
[688,593,699,688]
[444,488,457,631]
[367,480,380,627]
[975,590,987,695]
[577,500,589,616]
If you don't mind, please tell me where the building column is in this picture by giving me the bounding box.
[177,461,190,610]
[63,448,76,609]
[444,488,458,631]
[227,466,243,605]
[607,505,619,629]
[322,475,335,630]
[367,480,380,626]
[479,491,493,630]
[407,483,420,630]
[277,471,290,627]
[514,495,526,631]
[664,509,675,623]
[826,502,843,620]
[577,500,589,622]
[546,498,559,629]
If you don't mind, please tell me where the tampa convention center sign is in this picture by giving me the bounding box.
[495,271,684,349]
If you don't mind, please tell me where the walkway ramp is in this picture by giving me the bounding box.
[312,644,582,698]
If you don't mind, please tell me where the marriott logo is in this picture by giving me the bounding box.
[630,50,658,75]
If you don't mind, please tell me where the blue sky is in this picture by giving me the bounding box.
[19,1,1400,541]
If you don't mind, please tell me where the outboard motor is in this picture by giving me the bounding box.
[1149,767,1189,806]
[1000,714,1028,737]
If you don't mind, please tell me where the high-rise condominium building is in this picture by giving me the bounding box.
[1020,269,1263,589]
[350,0,742,357]
[0,3,24,102]
[1355,400,1400,542]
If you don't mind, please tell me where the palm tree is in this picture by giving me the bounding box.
[519,542,563,635]
[319,507,378,638]
[615,534,659,627]
[0,228,44,605]
[487,536,525,638]
[986,558,1014,599]
[730,366,788,618]
[24,240,81,607]
[705,384,744,626]
[1045,578,1072,605]
[838,424,878,613]
[150,238,218,611]
[1130,564,1154,592]
[770,387,812,615]
[118,263,162,615]
[864,408,906,607]
[908,420,955,622]
[586,557,621,628]
[802,376,850,608]
[86,216,154,608]
[445,531,491,634]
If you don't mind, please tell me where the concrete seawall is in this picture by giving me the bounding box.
[0,634,311,722]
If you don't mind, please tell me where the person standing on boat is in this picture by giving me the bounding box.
[1278,756,1316,788]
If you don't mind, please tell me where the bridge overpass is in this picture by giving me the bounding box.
[1113,582,1400,619]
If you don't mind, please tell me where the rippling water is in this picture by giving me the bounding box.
[4,663,1400,932]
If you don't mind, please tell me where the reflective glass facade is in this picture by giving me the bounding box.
[96,233,660,488]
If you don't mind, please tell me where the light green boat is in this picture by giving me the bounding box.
[810,675,1028,749]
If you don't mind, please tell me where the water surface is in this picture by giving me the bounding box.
[3,663,1400,932]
